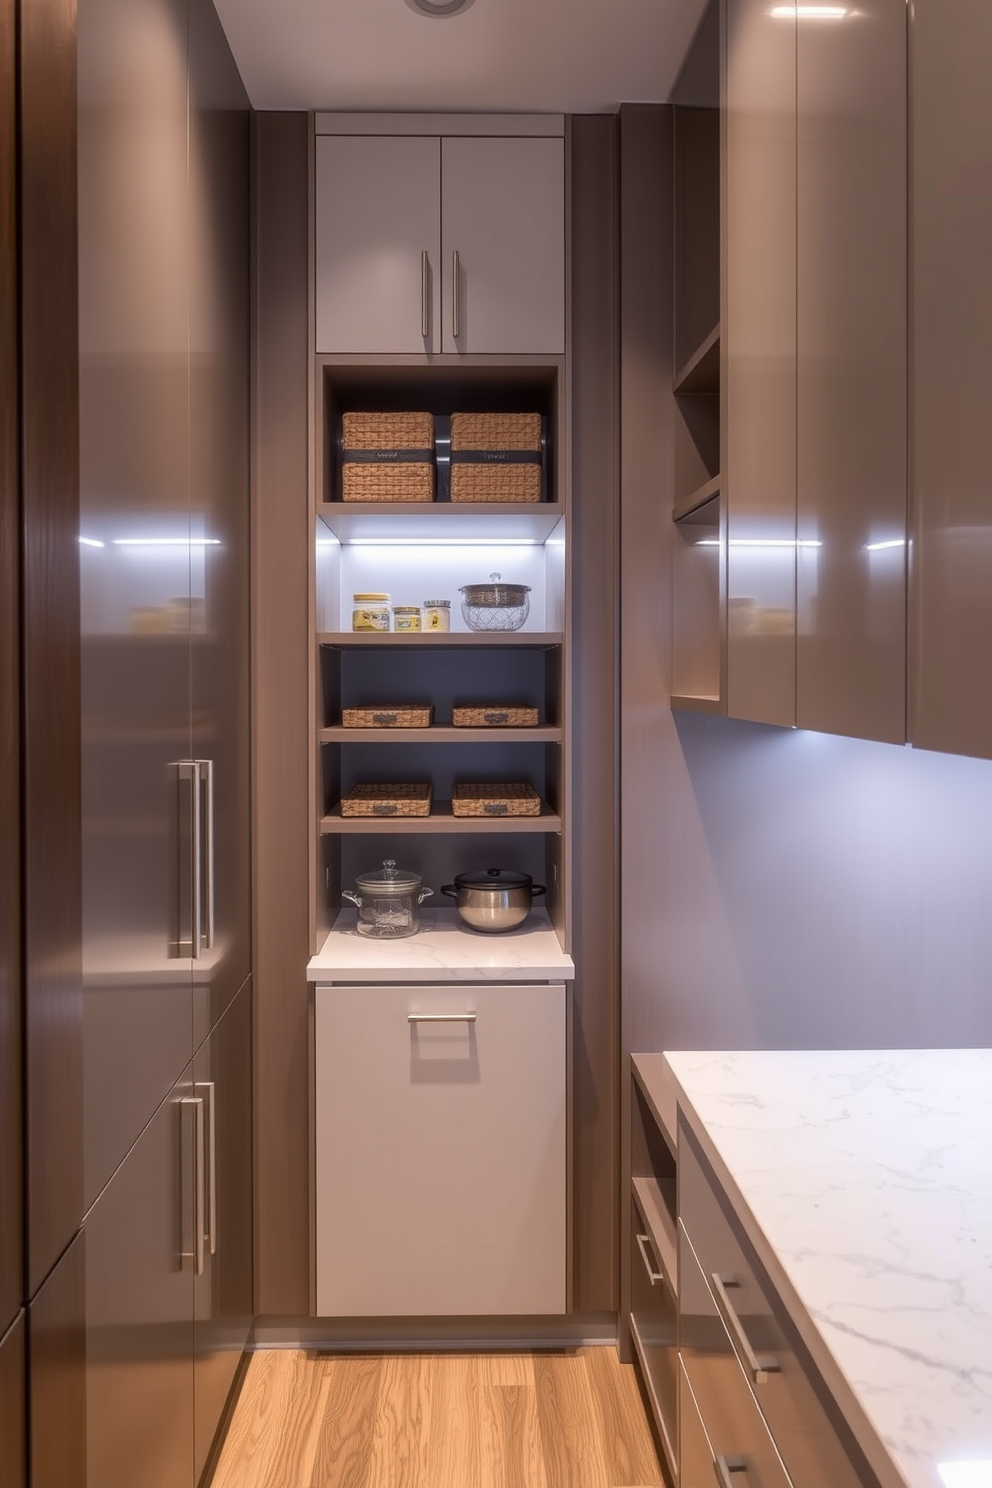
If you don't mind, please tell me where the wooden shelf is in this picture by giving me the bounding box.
[321,726,562,744]
[631,1175,678,1299]
[673,322,720,397]
[670,694,724,715]
[673,476,720,524]
[318,631,563,649]
[321,801,561,835]
[318,502,565,545]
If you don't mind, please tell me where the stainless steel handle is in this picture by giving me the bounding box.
[452,249,460,339]
[177,761,201,958]
[711,1273,781,1384]
[196,759,215,951]
[421,249,429,338]
[180,1095,205,1274]
[714,1456,748,1488]
[408,1012,476,1024]
[200,1080,217,1255]
[636,1232,665,1286]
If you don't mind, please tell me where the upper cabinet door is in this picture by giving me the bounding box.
[911,0,992,759]
[441,136,565,354]
[315,136,441,354]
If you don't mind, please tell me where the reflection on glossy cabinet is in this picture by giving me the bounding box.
[911,0,992,759]
[0,1315,26,1488]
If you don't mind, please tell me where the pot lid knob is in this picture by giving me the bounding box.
[382,859,398,878]
[490,572,500,582]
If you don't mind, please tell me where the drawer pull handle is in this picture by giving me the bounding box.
[714,1456,749,1488]
[408,1012,477,1024]
[636,1232,665,1286]
[711,1273,781,1385]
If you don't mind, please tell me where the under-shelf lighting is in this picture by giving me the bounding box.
[696,538,823,548]
[78,536,105,548]
[349,537,539,548]
[939,1465,992,1488]
[112,537,221,547]
[771,5,849,17]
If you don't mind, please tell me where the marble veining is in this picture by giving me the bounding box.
[308,906,574,981]
[663,1049,992,1488]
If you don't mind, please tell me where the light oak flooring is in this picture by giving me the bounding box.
[210,1347,664,1488]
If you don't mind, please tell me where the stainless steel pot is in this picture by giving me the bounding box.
[441,868,546,934]
[343,859,433,939]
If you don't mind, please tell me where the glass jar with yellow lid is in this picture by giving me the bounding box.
[352,593,391,632]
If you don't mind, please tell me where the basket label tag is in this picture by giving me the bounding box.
[450,449,543,465]
[342,448,435,464]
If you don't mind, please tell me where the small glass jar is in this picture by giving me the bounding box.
[352,593,391,632]
[423,599,451,633]
[393,605,422,633]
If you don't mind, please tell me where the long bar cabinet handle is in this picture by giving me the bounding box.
[452,249,460,339]
[635,1232,665,1286]
[196,759,215,951]
[408,1012,476,1024]
[421,249,429,339]
[177,761,202,958]
[714,1456,749,1488]
[711,1273,781,1384]
[179,1095,206,1274]
[200,1080,217,1255]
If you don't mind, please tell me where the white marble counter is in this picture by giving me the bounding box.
[663,1050,992,1488]
[308,907,574,982]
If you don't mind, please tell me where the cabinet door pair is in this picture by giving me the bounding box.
[315,135,565,355]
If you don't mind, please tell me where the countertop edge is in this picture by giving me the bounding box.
[662,1054,913,1488]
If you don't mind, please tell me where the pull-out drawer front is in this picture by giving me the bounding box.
[680,1122,876,1488]
[679,1221,793,1488]
[630,1194,678,1479]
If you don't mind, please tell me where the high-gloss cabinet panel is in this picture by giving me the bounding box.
[911,0,992,759]
[315,136,442,354]
[795,0,907,743]
[725,0,797,726]
[0,0,21,1340]
[188,0,252,1048]
[28,1234,86,1488]
[0,1315,26,1488]
[192,979,253,1483]
[78,0,194,1207]
[629,1195,677,1477]
[441,136,565,354]
[679,1356,715,1488]
[315,982,567,1317]
[85,1076,195,1488]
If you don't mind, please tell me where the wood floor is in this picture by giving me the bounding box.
[210,1346,664,1488]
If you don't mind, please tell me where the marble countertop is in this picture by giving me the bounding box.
[308,907,574,982]
[663,1050,992,1488]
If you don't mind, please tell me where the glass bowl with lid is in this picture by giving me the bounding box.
[342,859,433,938]
[459,572,531,632]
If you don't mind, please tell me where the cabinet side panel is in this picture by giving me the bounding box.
[0,1316,26,1488]
[29,1233,85,1488]
[796,0,907,743]
[911,0,992,758]
[252,112,313,1315]
[725,0,797,726]
[570,114,619,1314]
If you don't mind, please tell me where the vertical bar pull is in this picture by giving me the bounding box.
[452,249,461,340]
[179,1095,205,1274]
[196,759,215,951]
[421,249,429,339]
[177,761,201,958]
[200,1080,217,1256]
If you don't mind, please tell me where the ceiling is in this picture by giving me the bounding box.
[211,0,709,113]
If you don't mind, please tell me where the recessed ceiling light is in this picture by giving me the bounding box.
[405,0,476,16]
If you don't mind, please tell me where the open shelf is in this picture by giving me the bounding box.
[321,725,562,744]
[321,801,562,834]
[318,502,564,545]
[673,322,720,397]
[673,477,720,525]
[318,631,563,649]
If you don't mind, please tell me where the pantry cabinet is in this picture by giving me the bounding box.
[314,120,565,356]
[314,981,567,1316]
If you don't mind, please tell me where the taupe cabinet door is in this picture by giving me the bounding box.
[441,137,565,354]
[315,136,442,354]
[315,982,567,1317]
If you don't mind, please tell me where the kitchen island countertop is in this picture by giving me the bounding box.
[662,1049,992,1488]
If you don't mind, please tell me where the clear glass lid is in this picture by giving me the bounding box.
[354,859,423,895]
[459,572,531,607]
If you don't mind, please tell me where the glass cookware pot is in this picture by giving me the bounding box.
[441,868,546,933]
[459,573,531,632]
[342,859,433,939]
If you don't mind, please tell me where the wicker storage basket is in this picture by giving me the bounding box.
[341,412,435,503]
[451,782,542,818]
[341,706,434,729]
[451,705,539,728]
[449,413,543,504]
[340,783,433,818]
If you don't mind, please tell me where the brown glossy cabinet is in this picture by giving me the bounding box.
[911,0,992,759]
[0,1316,26,1488]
